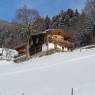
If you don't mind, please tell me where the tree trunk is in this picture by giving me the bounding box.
[1,44,4,60]
[26,40,30,59]
[54,43,57,51]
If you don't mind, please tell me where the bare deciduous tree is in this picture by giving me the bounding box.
[15,5,40,59]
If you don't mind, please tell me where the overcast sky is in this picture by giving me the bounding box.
[0,0,86,21]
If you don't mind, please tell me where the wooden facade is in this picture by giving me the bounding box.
[44,29,74,51]
[29,33,45,55]
[15,32,46,56]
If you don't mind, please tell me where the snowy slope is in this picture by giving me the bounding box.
[0,48,95,95]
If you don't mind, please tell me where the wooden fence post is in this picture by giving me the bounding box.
[71,88,73,95]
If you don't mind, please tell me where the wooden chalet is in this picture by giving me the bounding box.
[13,29,74,57]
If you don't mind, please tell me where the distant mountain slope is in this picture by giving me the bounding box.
[0,19,12,30]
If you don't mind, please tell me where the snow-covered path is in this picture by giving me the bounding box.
[0,49,95,95]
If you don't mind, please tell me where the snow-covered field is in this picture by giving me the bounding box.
[0,48,95,95]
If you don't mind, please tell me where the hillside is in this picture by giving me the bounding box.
[0,20,11,30]
[0,48,95,95]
